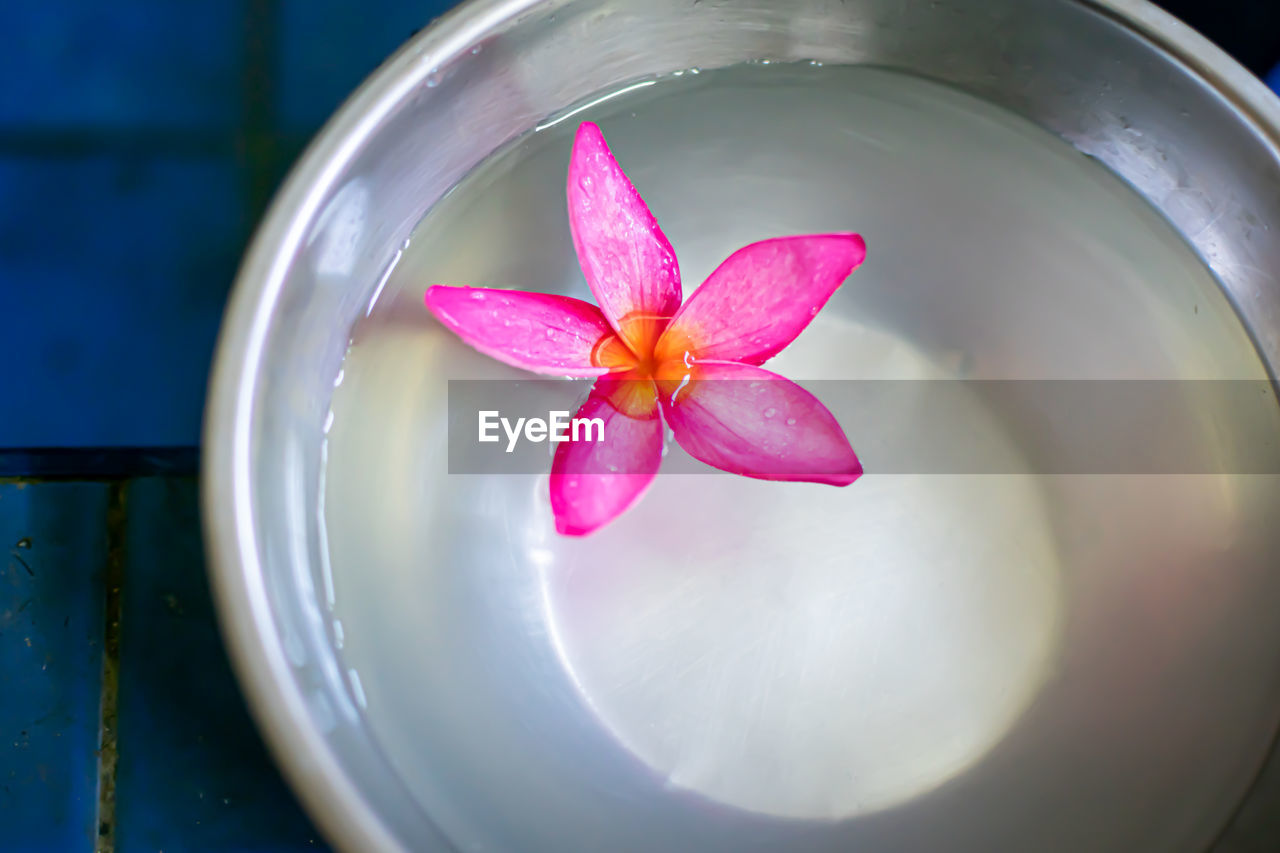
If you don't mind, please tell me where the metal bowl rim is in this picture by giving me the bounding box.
[199,1,1280,850]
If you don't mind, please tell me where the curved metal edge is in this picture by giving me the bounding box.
[201,1,551,851]
[1095,0,1280,153]
[1076,7,1280,845]
[1088,1,1280,397]
[200,0,1280,851]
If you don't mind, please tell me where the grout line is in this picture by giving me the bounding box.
[243,0,281,223]
[0,128,308,161]
[0,130,240,159]
[94,481,128,853]
[0,447,200,480]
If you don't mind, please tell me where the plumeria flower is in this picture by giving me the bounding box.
[425,121,866,535]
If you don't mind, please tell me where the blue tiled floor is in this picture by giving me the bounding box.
[0,156,245,447]
[0,0,454,450]
[276,0,449,132]
[0,0,458,846]
[0,483,107,852]
[1,0,1279,850]
[115,479,321,852]
[0,2,243,130]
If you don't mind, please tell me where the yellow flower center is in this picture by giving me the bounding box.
[589,312,698,418]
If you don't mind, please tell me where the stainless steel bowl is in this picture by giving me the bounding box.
[203,1,1280,850]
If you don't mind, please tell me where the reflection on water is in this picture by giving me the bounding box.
[319,64,1280,852]
[526,323,1062,820]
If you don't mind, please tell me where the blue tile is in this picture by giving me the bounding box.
[115,478,325,852]
[0,2,242,131]
[276,0,460,131]
[0,155,245,448]
[0,482,108,853]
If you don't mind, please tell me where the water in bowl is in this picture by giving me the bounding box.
[320,64,1280,851]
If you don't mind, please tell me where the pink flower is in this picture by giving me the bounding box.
[425,122,866,535]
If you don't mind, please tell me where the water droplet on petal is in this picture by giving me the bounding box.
[470,291,485,301]
[668,373,692,405]
[786,417,797,426]
[682,351,694,368]
[764,407,777,418]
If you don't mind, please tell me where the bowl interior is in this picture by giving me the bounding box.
[207,1,1280,850]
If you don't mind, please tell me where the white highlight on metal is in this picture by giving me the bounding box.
[535,81,657,131]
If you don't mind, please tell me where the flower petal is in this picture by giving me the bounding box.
[655,234,866,366]
[567,122,683,354]
[550,378,664,536]
[659,361,861,485]
[424,285,621,377]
